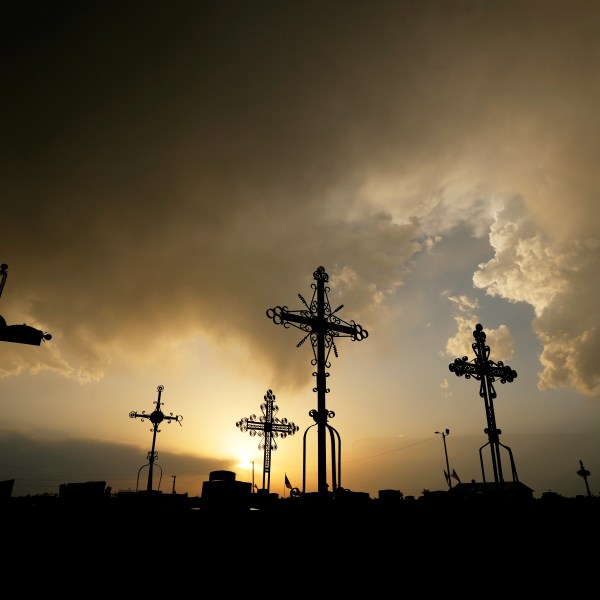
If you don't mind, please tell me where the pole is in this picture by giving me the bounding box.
[252,461,255,493]
[436,429,452,490]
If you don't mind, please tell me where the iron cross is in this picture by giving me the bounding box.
[267,266,368,497]
[0,263,52,346]
[236,389,298,494]
[577,459,592,497]
[129,385,182,493]
[449,323,518,489]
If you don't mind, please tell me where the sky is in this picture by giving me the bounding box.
[1,0,600,500]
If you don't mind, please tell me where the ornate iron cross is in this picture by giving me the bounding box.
[0,263,52,345]
[236,389,298,494]
[129,385,182,492]
[267,266,368,497]
[577,459,592,497]
[449,323,518,489]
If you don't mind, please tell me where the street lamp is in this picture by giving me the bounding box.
[0,263,51,345]
[435,428,452,490]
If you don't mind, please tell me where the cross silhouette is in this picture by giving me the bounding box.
[449,323,518,489]
[129,385,182,492]
[0,263,51,346]
[267,266,368,497]
[236,389,298,494]
[577,459,592,497]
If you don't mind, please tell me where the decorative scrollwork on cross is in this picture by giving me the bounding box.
[449,323,519,488]
[267,266,368,496]
[267,267,368,374]
[0,263,52,345]
[236,389,298,494]
[129,385,182,493]
[577,459,592,497]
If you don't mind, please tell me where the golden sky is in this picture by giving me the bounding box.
[1,1,599,499]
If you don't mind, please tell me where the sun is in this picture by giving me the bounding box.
[236,453,255,470]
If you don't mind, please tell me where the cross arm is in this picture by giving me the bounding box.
[0,323,52,345]
[270,422,299,436]
[0,264,52,345]
[449,357,517,384]
[241,420,266,432]
[488,363,517,384]
[162,414,183,425]
[266,306,311,328]
[449,358,479,379]
[266,306,368,340]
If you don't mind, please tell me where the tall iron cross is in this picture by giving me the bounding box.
[129,385,182,493]
[236,389,298,494]
[449,323,518,488]
[266,266,368,496]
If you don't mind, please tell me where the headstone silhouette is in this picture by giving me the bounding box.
[267,266,368,497]
[449,323,518,490]
[236,388,298,494]
[129,385,182,492]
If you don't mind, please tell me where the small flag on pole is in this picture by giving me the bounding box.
[451,469,461,484]
[285,473,292,490]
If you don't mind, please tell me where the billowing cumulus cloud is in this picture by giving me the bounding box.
[473,199,600,395]
[443,292,515,364]
[534,243,600,395]
[473,198,570,317]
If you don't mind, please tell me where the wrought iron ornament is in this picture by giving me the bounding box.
[449,323,518,489]
[266,266,368,370]
[236,389,298,494]
[577,459,592,497]
[129,385,182,492]
[0,263,52,345]
[267,266,368,496]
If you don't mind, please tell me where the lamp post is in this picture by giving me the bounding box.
[435,428,452,490]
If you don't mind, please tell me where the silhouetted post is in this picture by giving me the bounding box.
[449,323,518,490]
[0,263,52,345]
[577,460,592,497]
[435,428,452,490]
[236,389,298,494]
[129,385,182,493]
[267,266,368,497]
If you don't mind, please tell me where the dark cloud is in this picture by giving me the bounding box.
[0,428,229,497]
